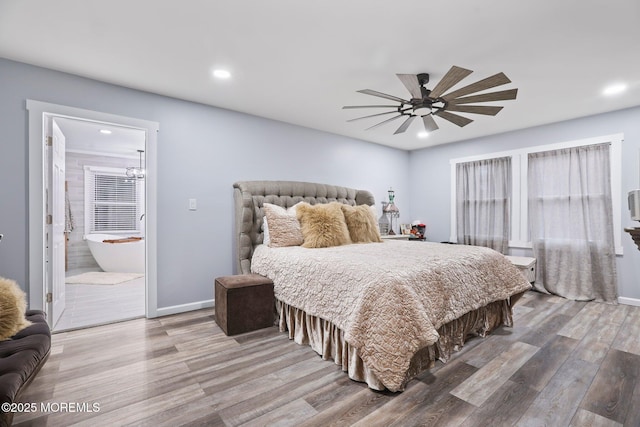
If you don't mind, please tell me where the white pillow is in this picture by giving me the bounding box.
[262,203,303,247]
[262,216,271,246]
[369,205,384,234]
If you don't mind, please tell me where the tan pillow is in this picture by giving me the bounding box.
[296,202,352,248]
[263,203,304,247]
[341,204,383,243]
[0,277,31,341]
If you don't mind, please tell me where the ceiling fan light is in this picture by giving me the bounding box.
[346,66,516,135]
[413,106,431,116]
[417,131,429,139]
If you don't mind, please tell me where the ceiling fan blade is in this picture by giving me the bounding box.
[428,66,473,99]
[357,89,409,104]
[346,110,402,122]
[422,115,439,132]
[342,105,400,109]
[365,114,406,131]
[394,115,417,134]
[396,74,422,99]
[442,72,512,101]
[434,110,473,127]
[447,88,518,105]
[445,105,504,116]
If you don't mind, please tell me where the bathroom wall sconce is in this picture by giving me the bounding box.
[126,149,145,179]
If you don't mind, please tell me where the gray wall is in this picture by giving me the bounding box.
[3,56,636,307]
[408,106,640,300]
[0,58,410,309]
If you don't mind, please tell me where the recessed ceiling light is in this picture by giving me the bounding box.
[602,83,627,96]
[417,131,429,139]
[213,69,231,79]
[99,129,112,135]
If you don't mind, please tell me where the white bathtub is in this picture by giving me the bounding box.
[86,234,145,274]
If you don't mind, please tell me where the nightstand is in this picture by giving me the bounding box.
[381,234,410,240]
[504,256,536,284]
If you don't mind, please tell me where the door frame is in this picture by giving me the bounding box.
[27,100,159,320]
[46,118,67,327]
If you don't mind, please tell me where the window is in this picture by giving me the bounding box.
[456,157,511,253]
[528,143,618,301]
[450,133,623,254]
[84,166,144,235]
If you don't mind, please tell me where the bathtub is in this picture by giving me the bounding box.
[86,234,145,274]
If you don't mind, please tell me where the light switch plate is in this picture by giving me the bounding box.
[189,199,197,211]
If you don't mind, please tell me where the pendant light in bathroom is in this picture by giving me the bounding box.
[126,149,145,179]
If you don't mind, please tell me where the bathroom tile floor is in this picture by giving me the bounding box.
[54,269,145,332]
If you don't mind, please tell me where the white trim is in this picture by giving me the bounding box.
[449,133,624,254]
[618,297,640,307]
[67,148,140,159]
[84,165,128,174]
[610,138,622,253]
[518,154,529,246]
[449,133,624,165]
[26,100,159,318]
[449,164,456,242]
[155,299,215,317]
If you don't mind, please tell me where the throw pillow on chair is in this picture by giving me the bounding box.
[0,277,31,341]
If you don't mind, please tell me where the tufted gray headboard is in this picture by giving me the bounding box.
[233,180,376,274]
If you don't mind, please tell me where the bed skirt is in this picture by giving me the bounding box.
[276,295,520,391]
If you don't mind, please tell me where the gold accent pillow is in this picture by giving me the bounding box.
[340,204,383,243]
[296,202,352,248]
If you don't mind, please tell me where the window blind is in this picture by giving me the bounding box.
[84,166,143,235]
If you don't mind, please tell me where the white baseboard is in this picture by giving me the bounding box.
[618,297,640,307]
[154,299,214,317]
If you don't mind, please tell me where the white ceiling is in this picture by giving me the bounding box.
[1,0,638,151]
[54,117,145,157]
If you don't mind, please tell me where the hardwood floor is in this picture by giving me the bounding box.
[13,291,640,426]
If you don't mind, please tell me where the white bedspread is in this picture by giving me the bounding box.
[251,240,531,391]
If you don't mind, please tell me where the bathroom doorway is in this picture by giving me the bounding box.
[52,117,146,331]
[27,100,159,330]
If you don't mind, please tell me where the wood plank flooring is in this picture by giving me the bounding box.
[12,291,640,426]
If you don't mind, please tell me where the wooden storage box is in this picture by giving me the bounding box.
[214,274,275,336]
[505,256,536,283]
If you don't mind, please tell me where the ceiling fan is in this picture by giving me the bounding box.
[343,66,518,135]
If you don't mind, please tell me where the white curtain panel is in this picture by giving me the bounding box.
[528,143,617,302]
[456,157,511,254]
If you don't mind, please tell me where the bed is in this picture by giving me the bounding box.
[233,180,531,392]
